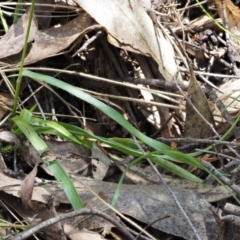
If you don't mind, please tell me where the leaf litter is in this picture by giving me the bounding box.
[1,0,240,239]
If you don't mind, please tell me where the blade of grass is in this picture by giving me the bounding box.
[0,7,8,32]
[12,0,36,116]
[13,0,24,23]
[11,115,48,155]
[111,148,179,207]
[22,70,205,170]
[12,109,84,209]
[43,158,84,210]
[196,0,240,42]
[29,116,203,182]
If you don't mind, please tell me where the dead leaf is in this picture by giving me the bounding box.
[0,192,36,222]
[0,93,14,119]
[0,12,97,65]
[114,161,232,202]
[0,12,38,59]
[184,73,215,138]
[0,131,20,147]
[19,140,91,176]
[75,0,182,82]
[215,0,240,61]
[23,13,96,65]
[215,0,240,31]
[0,171,229,239]
[0,171,51,204]
[216,79,240,117]
[20,162,39,210]
[51,177,222,240]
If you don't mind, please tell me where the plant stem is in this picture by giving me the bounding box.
[12,0,35,116]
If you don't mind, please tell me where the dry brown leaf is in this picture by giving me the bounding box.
[52,177,222,240]
[0,12,38,59]
[75,0,182,82]
[20,162,39,210]
[0,171,50,203]
[24,13,96,64]
[0,192,36,221]
[215,0,240,30]
[0,171,229,239]
[19,140,91,176]
[0,12,97,65]
[215,0,240,61]
[184,74,215,138]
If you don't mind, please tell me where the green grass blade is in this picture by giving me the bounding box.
[111,148,202,207]
[22,70,204,169]
[0,7,8,32]
[44,158,84,210]
[21,70,172,150]
[29,117,203,182]
[12,109,84,209]
[30,118,84,145]
[12,0,36,116]
[11,115,48,155]
[13,0,24,23]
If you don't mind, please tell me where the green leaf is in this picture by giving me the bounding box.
[11,115,48,155]
[12,109,84,209]
[43,158,84,210]
[22,70,204,181]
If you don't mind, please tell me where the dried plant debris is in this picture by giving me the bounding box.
[0,12,96,65]
[0,171,224,240]
[184,72,215,138]
[19,140,91,175]
[2,0,240,239]
[215,0,240,62]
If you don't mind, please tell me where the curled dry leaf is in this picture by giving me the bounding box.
[20,162,39,210]
[24,13,96,65]
[75,0,182,82]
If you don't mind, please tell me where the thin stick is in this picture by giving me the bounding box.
[13,207,135,240]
